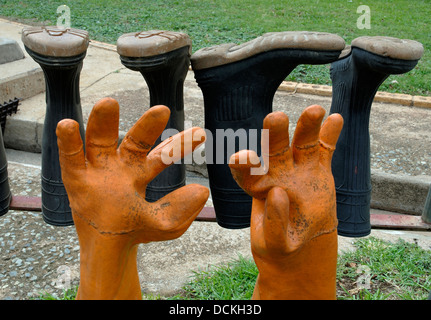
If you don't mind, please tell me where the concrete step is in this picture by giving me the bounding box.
[0,44,45,102]
[0,37,24,64]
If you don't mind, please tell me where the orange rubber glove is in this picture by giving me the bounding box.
[229,105,343,300]
[56,97,209,300]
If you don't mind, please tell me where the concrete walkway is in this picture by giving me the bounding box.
[0,18,430,299]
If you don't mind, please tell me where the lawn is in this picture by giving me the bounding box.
[177,237,431,300]
[1,0,430,96]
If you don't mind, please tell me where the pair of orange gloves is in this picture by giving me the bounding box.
[56,97,343,300]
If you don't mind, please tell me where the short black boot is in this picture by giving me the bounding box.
[329,36,423,237]
[192,31,345,228]
[22,26,89,226]
[117,31,192,202]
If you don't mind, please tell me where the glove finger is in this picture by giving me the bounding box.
[319,113,344,168]
[250,198,267,255]
[263,186,290,253]
[147,184,210,240]
[56,119,86,182]
[85,98,120,167]
[146,127,206,178]
[292,105,326,166]
[229,150,269,199]
[119,105,170,158]
[262,111,291,157]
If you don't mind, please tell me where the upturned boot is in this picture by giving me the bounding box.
[192,31,345,228]
[117,31,191,202]
[22,26,89,226]
[329,36,423,237]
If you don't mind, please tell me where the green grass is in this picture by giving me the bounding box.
[177,255,258,300]
[0,0,430,96]
[37,237,431,300]
[178,237,431,300]
[36,286,78,300]
[336,237,431,300]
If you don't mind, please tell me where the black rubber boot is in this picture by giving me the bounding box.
[0,128,11,217]
[117,31,192,202]
[22,26,89,226]
[329,36,423,237]
[192,31,345,229]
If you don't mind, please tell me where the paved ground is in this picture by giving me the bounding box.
[0,18,430,300]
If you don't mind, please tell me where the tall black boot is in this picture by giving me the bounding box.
[329,36,423,237]
[191,31,345,229]
[0,128,11,217]
[117,31,191,202]
[22,26,89,226]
